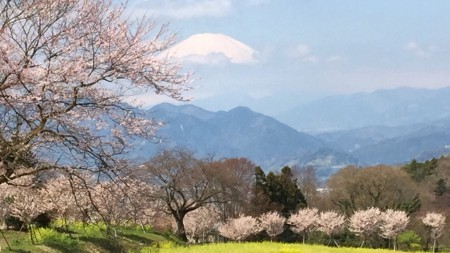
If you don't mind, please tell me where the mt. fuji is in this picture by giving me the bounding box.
[166,33,257,64]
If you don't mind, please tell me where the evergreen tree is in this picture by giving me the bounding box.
[403,158,438,182]
[434,178,448,196]
[251,166,307,217]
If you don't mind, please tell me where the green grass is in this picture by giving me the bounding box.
[0,222,170,253]
[156,242,420,253]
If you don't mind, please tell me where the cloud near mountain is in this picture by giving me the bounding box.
[167,33,257,64]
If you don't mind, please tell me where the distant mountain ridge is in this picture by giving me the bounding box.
[132,103,355,177]
[277,86,450,132]
[129,86,450,178]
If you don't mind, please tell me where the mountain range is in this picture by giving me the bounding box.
[130,86,450,179]
[277,86,450,133]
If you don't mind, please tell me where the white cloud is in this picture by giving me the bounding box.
[128,0,232,19]
[289,43,319,64]
[166,33,257,64]
[404,41,435,58]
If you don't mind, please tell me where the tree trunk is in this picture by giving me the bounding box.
[432,238,437,253]
[28,224,35,245]
[0,229,11,250]
[174,214,188,242]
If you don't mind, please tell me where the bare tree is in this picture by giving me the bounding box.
[422,212,446,253]
[137,149,224,241]
[211,158,255,220]
[294,165,319,206]
[327,165,419,215]
[0,0,189,184]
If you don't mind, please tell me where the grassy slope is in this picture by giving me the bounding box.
[0,224,170,253]
[157,242,418,253]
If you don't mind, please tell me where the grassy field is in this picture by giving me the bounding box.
[0,226,431,253]
[0,222,172,252]
[155,242,418,253]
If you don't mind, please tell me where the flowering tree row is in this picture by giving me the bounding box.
[0,174,169,243]
[213,208,446,251]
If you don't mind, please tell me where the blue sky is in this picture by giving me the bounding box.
[127,0,450,115]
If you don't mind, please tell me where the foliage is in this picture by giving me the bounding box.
[403,158,438,182]
[251,166,307,217]
[397,230,422,251]
[38,227,80,251]
[434,178,448,196]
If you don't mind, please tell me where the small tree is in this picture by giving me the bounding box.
[316,211,346,247]
[184,205,221,243]
[218,215,262,242]
[349,207,382,247]
[288,208,318,243]
[422,212,446,252]
[379,209,409,251]
[259,211,285,241]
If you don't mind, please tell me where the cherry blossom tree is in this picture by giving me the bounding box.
[218,215,262,242]
[42,176,76,230]
[6,179,53,244]
[379,209,409,251]
[259,211,285,241]
[184,204,221,243]
[349,207,382,247]
[288,207,318,243]
[422,212,446,252]
[118,177,160,230]
[0,0,189,185]
[316,211,346,247]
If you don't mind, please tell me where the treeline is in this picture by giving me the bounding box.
[0,149,450,251]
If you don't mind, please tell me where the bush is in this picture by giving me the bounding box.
[397,230,421,251]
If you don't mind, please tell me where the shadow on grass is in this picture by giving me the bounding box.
[118,232,154,245]
[79,236,127,253]
[43,241,86,253]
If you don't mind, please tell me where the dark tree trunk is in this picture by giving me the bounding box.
[174,214,188,242]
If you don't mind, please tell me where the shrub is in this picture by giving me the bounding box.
[397,230,421,251]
